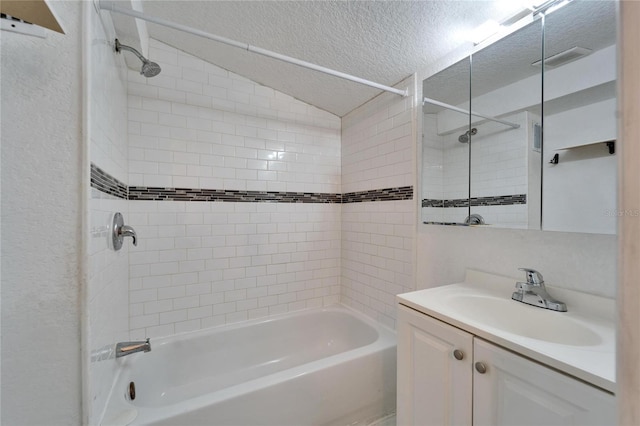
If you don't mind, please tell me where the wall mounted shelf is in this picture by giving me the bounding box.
[555,139,616,154]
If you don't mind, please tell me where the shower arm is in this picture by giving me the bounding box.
[115,39,147,64]
[422,97,520,129]
[98,0,408,98]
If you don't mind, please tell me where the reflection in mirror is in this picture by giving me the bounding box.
[421,58,471,225]
[542,0,617,234]
[469,19,543,229]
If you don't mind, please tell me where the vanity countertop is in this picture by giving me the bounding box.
[397,270,616,393]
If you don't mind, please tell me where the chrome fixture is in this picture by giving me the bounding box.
[458,128,478,143]
[116,338,151,358]
[128,382,136,401]
[112,212,137,250]
[512,268,567,312]
[114,38,161,77]
[464,213,485,225]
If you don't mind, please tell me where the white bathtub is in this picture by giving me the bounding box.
[103,305,397,426]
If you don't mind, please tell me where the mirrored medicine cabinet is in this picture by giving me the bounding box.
[421,0,617,234]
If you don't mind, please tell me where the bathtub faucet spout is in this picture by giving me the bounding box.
[116,338,151,358]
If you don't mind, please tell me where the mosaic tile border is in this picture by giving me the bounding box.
[90,164,128,200]
[91,163,413,204]
[342,186,413,203]
[422,194,526,208]
[128,187,342,203]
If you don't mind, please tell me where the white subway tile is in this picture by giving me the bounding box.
[130,313,159,329]
[144,299,173,314]
[199,292,224,306]
[158,286,186,300]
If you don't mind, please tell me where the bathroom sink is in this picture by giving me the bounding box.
[398,270,616,393]
[442,293,601,346]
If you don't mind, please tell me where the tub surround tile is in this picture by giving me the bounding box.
[340,75,417,330]
[122,40,415,338]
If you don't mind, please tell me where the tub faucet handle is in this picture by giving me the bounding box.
[112,212,138,250]
[120,225,137,246]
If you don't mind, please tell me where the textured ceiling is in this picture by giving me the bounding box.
[113,0,533,117]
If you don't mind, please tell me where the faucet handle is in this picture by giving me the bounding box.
[120,225,138,246]
[518,268,544,285]
[112,212,138,250]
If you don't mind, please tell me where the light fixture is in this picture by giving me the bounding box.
[466,19,503,45]
[538,0,572,15]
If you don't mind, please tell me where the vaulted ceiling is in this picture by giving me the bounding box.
[109,1,538,117]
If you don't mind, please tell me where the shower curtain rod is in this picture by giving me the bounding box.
[98,0,408,98]
[422,97,520,129]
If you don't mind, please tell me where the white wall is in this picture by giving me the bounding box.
[86,6,130,425]
[340,76,417,329]
[126,40,342,338]
[0,1,83,424]
[417,225,616,298]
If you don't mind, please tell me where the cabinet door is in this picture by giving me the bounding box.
[397,305,473,426]
[473,338,615,426]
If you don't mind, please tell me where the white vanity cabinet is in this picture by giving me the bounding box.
[397,304,616,426]
[397,303,473,425]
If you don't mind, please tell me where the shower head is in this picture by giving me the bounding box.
[140,60,162,78]
[458,128,478,143]
[115,39,162,78]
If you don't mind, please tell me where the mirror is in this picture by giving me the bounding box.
[542,0,617,234]
[421,0,617,234]
[469,19,542,229]
[422,57,471,225]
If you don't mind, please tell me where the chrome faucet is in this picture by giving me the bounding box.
[116,338,151,358]
[119,225,138,246]
[511,268,567,312]
[112,212,137,250]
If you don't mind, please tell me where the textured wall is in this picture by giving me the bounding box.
[417,225,616,298]
[126,40,342,338]
[0,1,83,424]
[340,76,417,329]
[86,6,130,425]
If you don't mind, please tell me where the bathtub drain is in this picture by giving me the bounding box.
[128,381,136,401]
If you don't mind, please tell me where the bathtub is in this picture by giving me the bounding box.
[102,305,397,425]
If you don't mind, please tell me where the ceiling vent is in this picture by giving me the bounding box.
[531,46,592,68]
